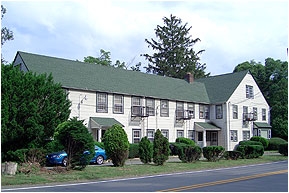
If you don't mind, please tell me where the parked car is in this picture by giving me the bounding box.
[46,145,107,167]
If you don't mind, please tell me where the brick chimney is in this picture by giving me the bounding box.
[185,72,194,83]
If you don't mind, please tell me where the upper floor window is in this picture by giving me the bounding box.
[113,94,124,114]
[131,96,144,116]
[246,85,254,99]
[96,92,108,113]
[232,105,238,119]
[132,96,142,106]
[187,103,195,119]
[243,106,248,121]
[176,102,184,119]
[146,98,155,116]
[262,108,266,121]
[253,107,258,120]
[160,100,169,117]
[199,104,210,119]
[216,105,223,119]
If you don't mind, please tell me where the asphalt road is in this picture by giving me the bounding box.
[2,160,287,192]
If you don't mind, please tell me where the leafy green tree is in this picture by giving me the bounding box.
[142,14,209,79]
[1,64,71,160]
[1,5,14,63]
[153,129,170,165]
[102,124,129,167]
[233,58,288,139]
[55,117,95,169]
[139,136,153,164]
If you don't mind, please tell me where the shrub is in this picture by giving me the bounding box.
[103,124,129,167]
[7,148,46,165]
[94,141,105,149]
[236,145,264,159]
[169,143,178,156]
[153,129,170,165]
[128,143,139,159]
[175,137,195,146]
[278,143,288,156]
[267,137,287,150]
[250,136,269,149]
[139,137,153,164]
[176,143,201,163]
[223,151,242,160]
[202,146,225,162]
[239,140,263,146]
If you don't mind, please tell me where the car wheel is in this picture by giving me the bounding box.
[62,157,68,167]
[96,156,104,165]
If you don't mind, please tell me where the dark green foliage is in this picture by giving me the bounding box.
[223,151,242,160]
[267,137,288,150]
[169,143,178,156]
[175,137,195,146]
[153,129,170,165]
[278,143,288,156]
[236,145,264,159]
[55,118,95,169]
[202,146,225,162]
[102,124,129,167]
[6,148,46,165]
[176,143,201,163]
[239,140,263,146]
[143,14,209,79]
[139,137,153,164]
[1,64,71,161]
[250,136,269,149]
[94,141,105,149]
[129,143,140,159]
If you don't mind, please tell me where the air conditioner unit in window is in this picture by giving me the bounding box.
[131,106,149,117]
[243,113,256,121]
[176,110,193,120]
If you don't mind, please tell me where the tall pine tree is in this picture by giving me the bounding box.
[142,14,209,79]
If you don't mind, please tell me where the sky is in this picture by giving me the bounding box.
[1,0,288,76]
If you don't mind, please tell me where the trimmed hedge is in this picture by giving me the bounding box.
[175,137,195,146]
[128,143,139,158]
[223,151,242,160]
[236,145,264,159]
[202,146,225,162]
[267,137,288,150]
[278,143,288,156]
[175,143,202,163]
[239,140,263,146]
[250,136,269,149]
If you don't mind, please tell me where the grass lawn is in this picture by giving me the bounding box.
[1,153,287,187]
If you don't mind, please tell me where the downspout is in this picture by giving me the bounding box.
[227,101,231,151]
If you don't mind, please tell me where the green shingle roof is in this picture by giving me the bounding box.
[90,117,124,128]
[15,51,210,103]
[254,122,272,128]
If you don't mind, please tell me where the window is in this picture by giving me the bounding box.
[197,132,203,141]
[113,94,123,114]
[230,130,238,142]
[132,129,141,143]
[131,96,142,115]
[253,107,258,120]
[160,100,169,117]
[177,130,184,138]
[176,102,184,119]
[246,85,254,99]
[243,106,248,120]
[188,130,194,140]
[96,92,108,113]
[199,104,210,119]
[147,129,155,142]
[161,129,169,139]
[216,105,223,119]
[262,109,266,121]
[232,105,238,119]
[187,103,195,119]
[146,98,155,116]
[243,131,250,141]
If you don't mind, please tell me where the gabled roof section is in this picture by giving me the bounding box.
[14,51,210,103]
[195,70,249,104]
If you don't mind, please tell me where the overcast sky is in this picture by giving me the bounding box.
[1,0,288,75]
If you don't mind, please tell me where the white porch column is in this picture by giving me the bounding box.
[203,130,207,147]
[98,129,101,142]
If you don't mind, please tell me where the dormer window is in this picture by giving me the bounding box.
[246,85,254,99]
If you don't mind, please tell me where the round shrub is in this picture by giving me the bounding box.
[175,137,195,146]
[278,143,288,156]
[103,124,129,167]
[139,137,153,164]
[250,136,269,149]
[176,144,201,162]
[128,143,139,158]
[236,145,264,159]
[267,137,288,150]
[223,151,242,160]
[239,140,263,146]
[202,146,225,162]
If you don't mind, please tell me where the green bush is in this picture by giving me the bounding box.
[223,151,242,160]
[169,143,178,156]
[7,148,47,165]
[175,137,195,146]
[236,145,264,159]
[153,129,170,165]
[128,143,139,158]
[239,140,263,146]
[267,137,288,150]
[278,143,288,156]
[176,143,201,163]
[94,141,105,149]
[139,137,153,164]
[250,136,269,149]
[103,124,129,167]
[202,146,225,162]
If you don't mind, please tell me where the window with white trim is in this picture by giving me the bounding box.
[160,100,169,117]
[253,107,258,120]
[232,105,238,119]
[243,131,250,141]
[147,129,155,142]
[246,85,254,99]
[113,94,124,114]
[146,98,155,116]
[177,130,184,138]
[187,103,195,119]
[96,92,108,113]
[216,104,223,119]
[199,104,209,119]
[161,129,169,139]
[262,108,266,121]
[176,102,184,119]
[132,129,141,143]
[230,130,238,142]
[188,130,194,140]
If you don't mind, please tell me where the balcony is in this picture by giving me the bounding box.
[131,106,149,117]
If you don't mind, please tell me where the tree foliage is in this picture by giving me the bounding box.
[1,64,71,160]
[55,117,95,169]
[1,5,14,63]
[233,58,288,139]
[139,136,153,164]
[102,124,129,167]
[153,129,170,165]
[142,14,209,79]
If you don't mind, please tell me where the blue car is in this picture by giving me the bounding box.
[46,145,107,167]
